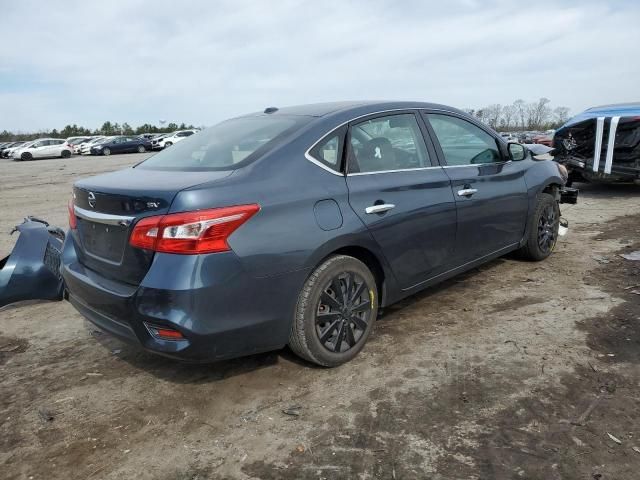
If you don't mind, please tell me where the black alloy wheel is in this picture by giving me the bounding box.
[289,255,378,367]
[537,204,557,254]
[316,271,372,353]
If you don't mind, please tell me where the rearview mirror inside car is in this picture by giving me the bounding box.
[508,142,526,161]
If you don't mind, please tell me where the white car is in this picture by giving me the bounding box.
[158,130,198,148]
[80,137,108,155]
[64,136,92,154]
[72,136,100,154]
[12,138,72,161]
[4,141,34,159]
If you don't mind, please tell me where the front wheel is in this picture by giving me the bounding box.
[517,192,560,261]
[164,141,172,147]
[289,255,378,367]
[102,147,111,156]
[137,145,146,153]
[20,152,32,161]
[61,149,71,158]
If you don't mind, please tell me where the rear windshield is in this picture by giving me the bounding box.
[137,115,311,171]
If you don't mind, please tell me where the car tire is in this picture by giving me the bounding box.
[517,192,560,261]
[164,142,172,147]
[20,152,32,161]
[137,145,146,153]
[61,150,71,158]
[288,255,378,367]
[103,148,111,156]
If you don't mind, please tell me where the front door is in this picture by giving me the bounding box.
[345,112,457,289]
[424,112,529,265]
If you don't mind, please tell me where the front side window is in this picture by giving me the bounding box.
[138,115,311,171]
[348,113,429,173]
[426,114,502,166]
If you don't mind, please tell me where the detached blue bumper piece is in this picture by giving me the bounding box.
[0,217,65,308]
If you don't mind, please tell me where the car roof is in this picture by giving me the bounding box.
[250,101,466,118]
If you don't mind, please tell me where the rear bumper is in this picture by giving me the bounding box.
[61,238,308,362]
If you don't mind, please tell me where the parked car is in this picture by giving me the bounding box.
[553,103,640,185]
[64,136,91,153]
[72,137,98,154]
[533,130,554,147]
[1,141,27,158]
[4,141,33,159]
[80,137,108,155]
[12,138,71,161]
[158,130,198,148]
[62,101,575,366]
[89,136,151,155]
[150,133,171,150]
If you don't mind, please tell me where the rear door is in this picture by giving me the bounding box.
[49,139,65,156]
[423,111,529,264]
[110,137,126,153]
[345,112,457,289]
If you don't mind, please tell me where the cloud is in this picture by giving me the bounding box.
[1,0,638,130]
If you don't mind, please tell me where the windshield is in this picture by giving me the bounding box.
[137,115,311,171]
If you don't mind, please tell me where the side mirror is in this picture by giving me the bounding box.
[508,142,527,161]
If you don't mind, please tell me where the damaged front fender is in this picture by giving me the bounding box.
[0,217,65,308]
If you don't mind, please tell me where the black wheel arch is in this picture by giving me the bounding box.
[304,240,397,308]
[520,177,564,248]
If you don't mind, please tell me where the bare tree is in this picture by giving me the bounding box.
[485,104,502,129]
[513,99,527,130]
[527,97,552,130]
[500,104,516,130]
[553,106,570,125]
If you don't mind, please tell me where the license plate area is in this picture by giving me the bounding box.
[79,219,128,263]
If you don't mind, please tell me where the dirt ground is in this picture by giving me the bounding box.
[1,154,639,480]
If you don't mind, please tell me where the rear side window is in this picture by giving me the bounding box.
[138,116,311,171]
[308,126,346,172]
[426,114,502,165]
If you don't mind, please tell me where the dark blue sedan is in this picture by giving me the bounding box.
[90,136,151,155]
[62,101,573,366]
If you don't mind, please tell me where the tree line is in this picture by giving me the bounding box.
[465,98,570,132]
[0,98,572,142]
[0,121,199,142]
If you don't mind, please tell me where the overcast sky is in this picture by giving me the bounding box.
[1,0,639,131]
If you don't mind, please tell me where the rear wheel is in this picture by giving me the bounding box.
[289,255,378,367]
[61,149,71,158]
[103,147,111,156]
[517,192,560,261]
[137,145,146,153]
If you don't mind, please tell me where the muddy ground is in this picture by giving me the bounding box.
[1,154,639,479]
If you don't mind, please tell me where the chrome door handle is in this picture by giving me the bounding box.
[365,204,395,214]
[457,188,478,197]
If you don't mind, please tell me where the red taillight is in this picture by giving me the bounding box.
[68,199,77,229]
[129,204,260,254]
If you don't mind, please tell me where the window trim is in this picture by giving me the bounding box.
[421,110,509,168]
[306,125,347,174]
[346,111,435,175]
[304,108,417,176]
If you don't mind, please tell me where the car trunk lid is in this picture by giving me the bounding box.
[71,167,233,285]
